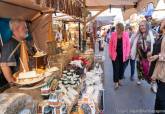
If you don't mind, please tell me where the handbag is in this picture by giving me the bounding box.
[137,47,150,80]
[140,59,149,77]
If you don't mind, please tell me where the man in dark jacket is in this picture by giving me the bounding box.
[0,19,28,84]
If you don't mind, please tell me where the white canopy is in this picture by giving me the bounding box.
[152,0,165,20]
[96,16,115,27]
[86,0,158,20]
[87,0,138,10]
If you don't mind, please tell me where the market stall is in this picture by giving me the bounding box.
[0,0,99,114]
[2,0,160,113]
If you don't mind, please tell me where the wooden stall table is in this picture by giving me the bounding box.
[4,87,43,101]
[4,69,60,101]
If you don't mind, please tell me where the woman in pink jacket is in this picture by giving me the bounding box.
[109,23,130,89]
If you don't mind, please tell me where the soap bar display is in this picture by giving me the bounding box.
[39,62,84,114]
[37,50,99,114]
[71,61,104,114]
[60,69,81,89]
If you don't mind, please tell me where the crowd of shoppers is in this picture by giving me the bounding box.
[97,18,165,114]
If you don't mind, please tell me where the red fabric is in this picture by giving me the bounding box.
[72,56,89,65]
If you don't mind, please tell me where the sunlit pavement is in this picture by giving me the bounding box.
[95,42,156,114]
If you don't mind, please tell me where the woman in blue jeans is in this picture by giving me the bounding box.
[125,25,138,81]
[125,59,136,81]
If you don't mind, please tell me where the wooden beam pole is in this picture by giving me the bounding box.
[87,6,108,10]
[0,0,41,12]
[78,0,84,5]
[87,7,108,23]
[31,12,42,22]
[87,5,134,10]
[78,22,81,50]
[83,0,87,40]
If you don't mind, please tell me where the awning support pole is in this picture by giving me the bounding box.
[78,22,81,50]
[86,7,108,24]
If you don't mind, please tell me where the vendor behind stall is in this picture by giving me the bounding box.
[0,19,28,84]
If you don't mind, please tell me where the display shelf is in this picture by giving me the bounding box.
[67,76,85,114]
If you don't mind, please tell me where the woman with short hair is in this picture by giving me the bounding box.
[109,23,130,89]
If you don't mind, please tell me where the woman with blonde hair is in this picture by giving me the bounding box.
[126,24,138,81]
[133,20,155,85]
[109,23,130,89]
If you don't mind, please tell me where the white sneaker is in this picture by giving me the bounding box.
[114,83,119,90]
[151,83,157,93]
[137,81,141,85]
